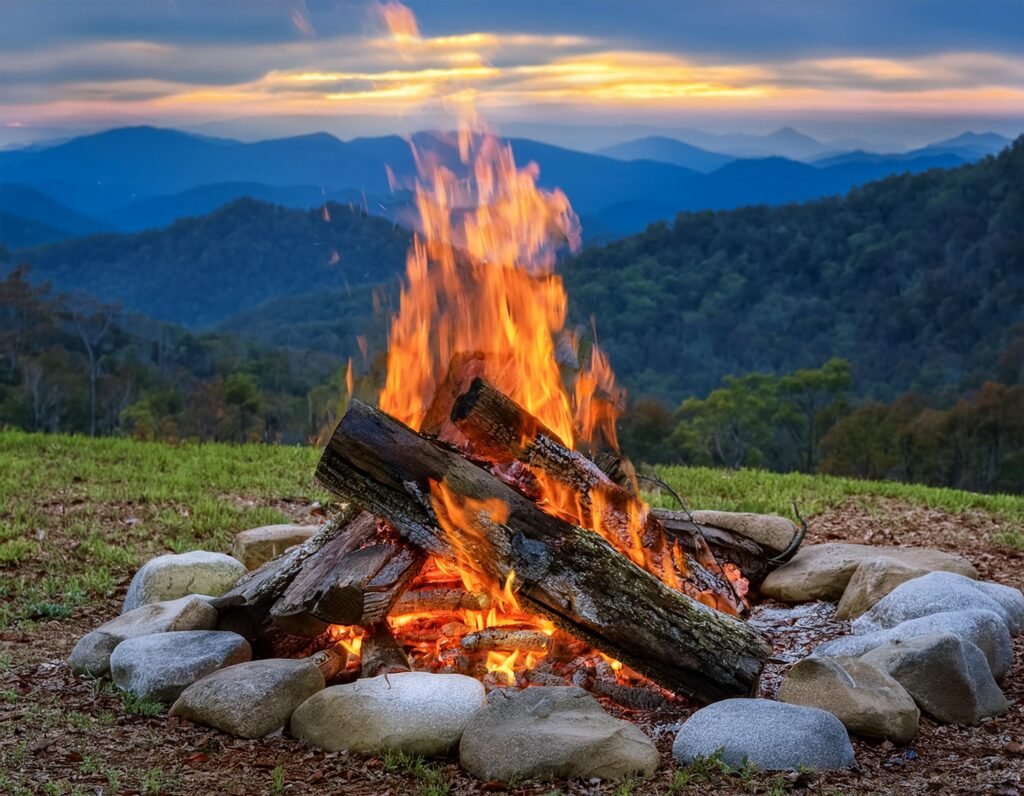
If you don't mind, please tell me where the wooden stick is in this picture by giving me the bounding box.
[360,623,411,677]
[460,629,551,653]
[392,588,491,614]
[315,400,769,703]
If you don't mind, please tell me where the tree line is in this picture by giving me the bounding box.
[0,266,350,444]
[620,336,1024,494]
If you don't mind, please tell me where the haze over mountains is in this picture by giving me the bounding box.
[0,125,1013,248]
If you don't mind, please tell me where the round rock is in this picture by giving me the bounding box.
[69,596,217,677]
[853,572,1024,636]
[459,686,659,783]
[124,550,247,612]
[170,658,325,738]
[761,543,977,602]
[672,699,856,771]
[110,630,251,703]
[779,656,919,743]
[231,525,317,570]
[861,634,1009,725]
[835,557,932,620]
[290,672,484,756]
[815,609,1013,681]
[689,511,798,553]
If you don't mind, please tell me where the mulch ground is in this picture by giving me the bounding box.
[2,497,1023,795]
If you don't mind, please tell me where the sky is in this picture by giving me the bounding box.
[2,0,1024,148]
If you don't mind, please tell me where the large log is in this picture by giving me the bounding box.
[315,400,770,703]
[451,377,745,611]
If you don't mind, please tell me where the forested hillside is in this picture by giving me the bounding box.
[8,199,410,327]
[566,137,1024,401]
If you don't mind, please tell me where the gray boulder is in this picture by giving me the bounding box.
[835,557,931,620]
[290,672,484,756]
[231,525,317,570]
[170,658,324,738]
[124,550,247,612]
[69,596,217,677]
[761,543,977,602]
[861,634,1009,724]
[690,511,798,553]
[459,686,659,783]
[110,630,251,703]
[778,656,919,743]
[814,609,1012,680]
[853,572,1023,636]
[672,699,855,771]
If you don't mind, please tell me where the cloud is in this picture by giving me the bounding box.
[1,2,1023,128]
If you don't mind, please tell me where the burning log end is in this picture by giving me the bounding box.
[460,629,552,653]
[360,623,411,678]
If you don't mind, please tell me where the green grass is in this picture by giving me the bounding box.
[654,464,1024,542]
[0,430,329,629]
[0,428,1021,634]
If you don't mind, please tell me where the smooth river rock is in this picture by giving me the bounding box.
[689,510,798,553]
[835,557,932,620]
[123,550,247,612]
[110,630,251,703]
[672,699,855,771]
[231,524,317,570]
[814,609,1013,680]
[290,672,485,756]
[760,543,977,602]
[69,596,217,677]
[853,571,1024,636]
[861,634,1009,725]
[778,655,919,743]
[459,686,659,783]
[170,658,325,738]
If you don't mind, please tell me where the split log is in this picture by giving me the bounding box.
[315,400,770,703]
[460,629,551,653]
[392,588,490,614]
[271,512,425,628]
[360,623,411,677]
[212,506,360,635]
[451,377,745,612]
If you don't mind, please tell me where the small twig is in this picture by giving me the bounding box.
[768,501,808,566]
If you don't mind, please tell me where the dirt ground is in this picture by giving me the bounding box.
[2,498,1023,796]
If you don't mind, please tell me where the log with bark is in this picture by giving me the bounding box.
[315,399,770,703]
[451,377,746,609]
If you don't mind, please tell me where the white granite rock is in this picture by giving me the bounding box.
[110,630,251,703]
[290,672,485,756]
[68,596,217,677]
[853,572,1024,636]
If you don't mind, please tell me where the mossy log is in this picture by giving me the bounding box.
[315,400,770,703]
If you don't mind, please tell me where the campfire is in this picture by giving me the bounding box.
[212,111,789,707]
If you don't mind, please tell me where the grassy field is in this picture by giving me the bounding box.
[1,428,1022,634]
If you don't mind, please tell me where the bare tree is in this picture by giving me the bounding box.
[65,294,118,437]
[22,358,63,432]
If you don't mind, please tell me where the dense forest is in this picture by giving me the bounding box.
[566,136,1024,401]
[0,267,350,444]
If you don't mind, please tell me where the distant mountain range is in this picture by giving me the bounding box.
[1,125,1011,247]
[4,137,1021,405]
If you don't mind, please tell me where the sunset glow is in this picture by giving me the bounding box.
[1,1,1022,135]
